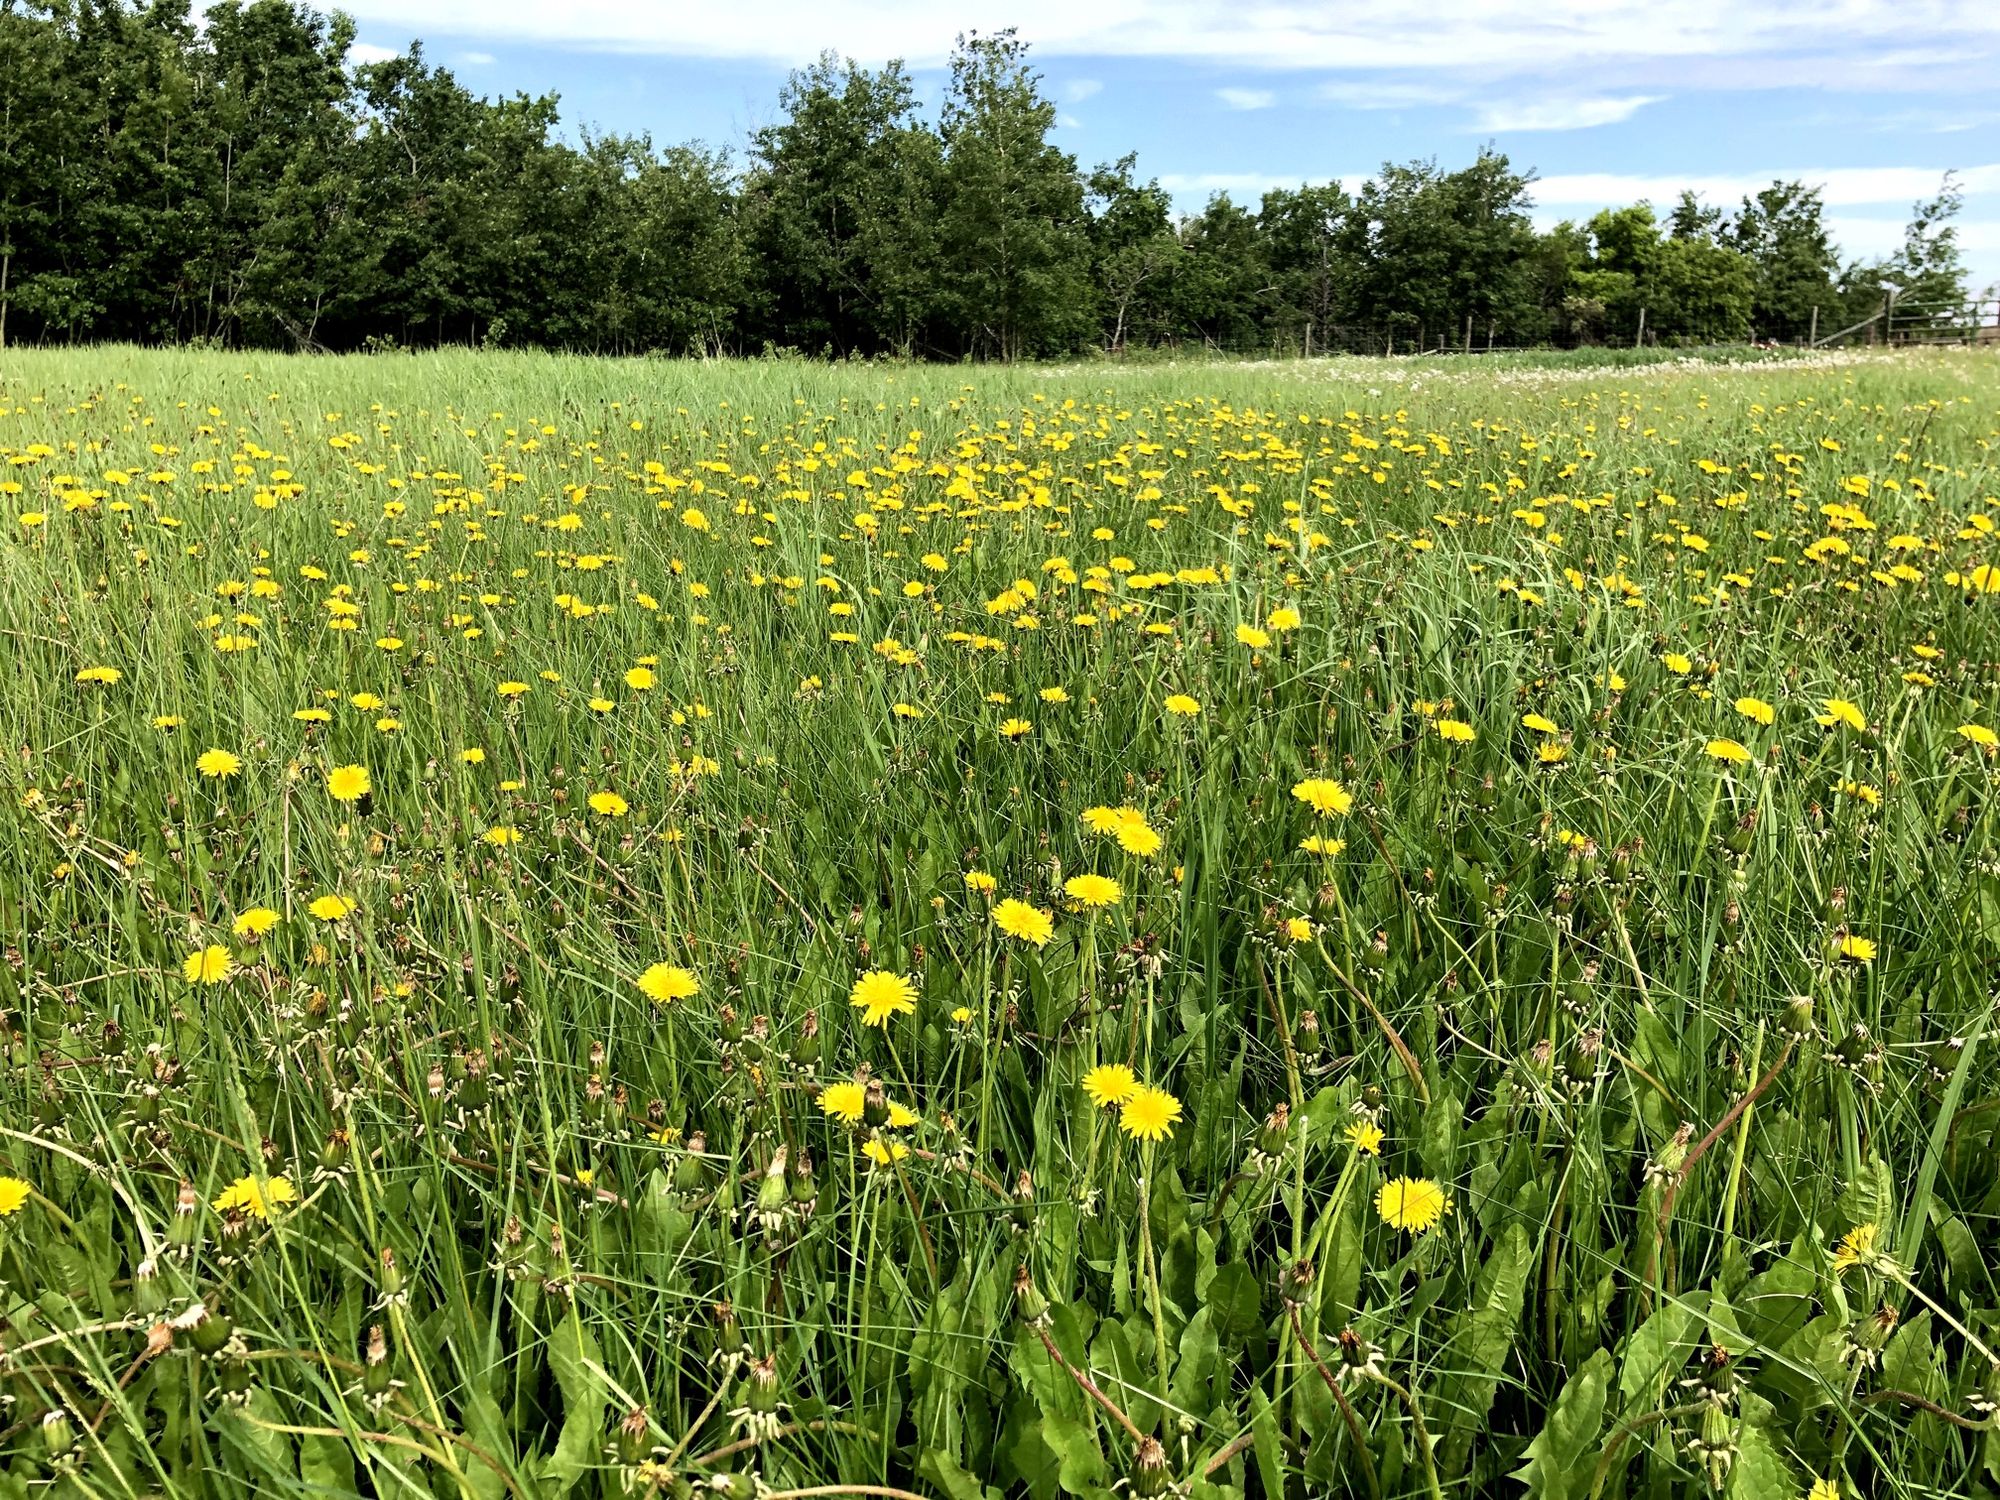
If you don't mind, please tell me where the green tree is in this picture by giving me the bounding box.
[1727,181,1839,341]
[936,30,1091,359]
[1084,154,1178,351]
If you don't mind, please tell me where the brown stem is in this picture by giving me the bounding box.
[1035,1324,1147,1445]
[1652,1038,1796,1286]
[1858,1389,1989,1428]
[1286,1303,1383,1500]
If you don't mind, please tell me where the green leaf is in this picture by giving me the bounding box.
[1202,1260,1262,1347]
[1439,1221,1532,1472]
[1727,1392,1798,1498]
[1511,1348,1612,1500]
[1041,1411,1106,1497]
[1249,1383,1286,1500]
[540,1312,609,1495]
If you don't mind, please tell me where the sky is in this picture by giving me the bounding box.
[332,0,2000,295]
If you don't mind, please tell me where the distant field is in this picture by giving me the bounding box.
[1,345,1997,1499]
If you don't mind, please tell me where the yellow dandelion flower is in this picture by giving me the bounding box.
[587,791,629,817]
[183,945,234,985]
[1705,738,1752,764]
[308,894,354,922]
[1343,1120,1384,1156]
[231,907,280,939]
[1376,1177,1450,1234]
[1082,1064,1139,1108]
[1119,1086,1183,1143]
[1064,873,1121,908]
[1291,777,1353,817]
[850,970,918,1027]
[195,748,243,778]
[993,898,1054,947]
[820,1082,866,1124]
[211,1175,297,1220]
[326,764,371,802]
[637,964,699,1004]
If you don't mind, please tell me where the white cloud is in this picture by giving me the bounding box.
[346,41,401,65]
[1531,163,2000,208]
[1317,80,1467,109]
[457,50,497,65]
[1472,94,1663,131]
[1158,171,1366,201]
[1062,78,1102,102]
[315,0,2000,76]
[1216,87,1276,111]
[1058,113,1083,128]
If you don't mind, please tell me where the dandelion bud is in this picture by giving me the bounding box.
[756,1149,789,1218]
[862,1077,890,1128]
[188,1304,234,1356]
[791,1010,822,1068]
[617,1407,654,1466]
[717,1005,743,1045]
[1336,1327,1372,1370]
[1360,930,1388,974]
[1293,1009,1322,1059]
[1011,1170,1035,1232]
[309,1129,350,1172]
[1278,1258,1313,1307]
[746,1352,781,1414]
[363,1326,393,1397]
[719,1472,757,1500]
[1013,1263,1050,1326]
[132,1257,164,1316]
[1360,1083,1384,1114]
[789,1150,818,1209]
[379,1246,403,1298]
[1257,1103,1291,1160]
[1823,885,1849,920]
[675,1135,709,1196]
[1474,774,1497,811]
[41,1408,75,1460]
[709,1300,744,1360]
[1780,995,1816,1037]
[1130,1436,1170,1499]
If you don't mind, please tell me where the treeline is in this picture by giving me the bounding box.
[0,0,1973,356]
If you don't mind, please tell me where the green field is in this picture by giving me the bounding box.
[2,345,1998,1500]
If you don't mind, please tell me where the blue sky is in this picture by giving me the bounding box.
[335,0,2000,293]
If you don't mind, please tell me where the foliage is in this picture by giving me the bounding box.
[0,346,1997,1499]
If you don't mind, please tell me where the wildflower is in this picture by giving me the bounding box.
[1039,686,1070,704]
[1300,835,1346,855]
[1282,916,1313,942]
[820,1082,865,1124]
[1268,607,1301,631]
[862,1138,910,1168]
[1115,820,1164,858]
[1119,1086,1183,1143]
[850,970,918,1027]
[993,898,1054,947]
[1808,1478,1842,1500]
[1376,1177,1451,1234]
[1343,1120,1384,1155]
[1082,1064,1139,1108]
[196,748,243,778]
[326,764,371,802]
[625,667,655,690]
[1958,723,1998,750]
[460,748,487,764]
[1705,738,1752,764]
[638,964,699,1004]
[483,826,522,846]
[183,946,234,985]
[232,908,280,939]
[1834,933,1876,965]
[1435,719,1476,744]
[1235,623,1271,649]
[999,717,1033,740]
[587,791,629,817]
[964,870,997,893]
[1522,712,1559,734]
[1064,873,1121,908]
[1163,694,1201,717]
[308,894,355,922]
[152,715,184,729]
[950,1006,973,1025]
[1815,698,1866,732]
[1291,777,1353,816]
[1734,696,1775,727]
[0,1177,32,1216]
[76,665,122,684]
[211,1175,298,1220]
[1832,1223,1884,1275]
[497,681,529,699]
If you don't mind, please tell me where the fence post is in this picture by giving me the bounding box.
[1487,320,1495,353]
[1304,321,1312,359]
[1634,306,1645,349]
[1808,306,1819,347]
[1463,313,1472,353]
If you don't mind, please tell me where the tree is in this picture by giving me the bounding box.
[1171,194,1266,350]
[1885,172,1967,309]
[1727,181,1839,341]
[1085,154,1178,351]
[936,30,1091,359]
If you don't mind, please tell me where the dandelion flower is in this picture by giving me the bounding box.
[1268,607,1301,631]
[76,665,122,685]
[1235,623,1271,649]
[1808,1478,1842,1500]
[862,1138,910,1167]
[1115,821,1164,858]
[1282,916,1313,942]
[326,764,371,802]
[638,964,699,1004]
[1834,933,1876,965]
[1299,835,1346,855]
[1831,1222,1882,1274]
[483,826,522,846]
[1734,696,1775,727]
[195,748,243,779]
[850,970,918,1027]
[1957,723,1997,750]
[625,666,655,690]
[820,1082,866,1124]
[211,1175,297,1220]
[1435,719,1476,744]
[587,791,629,817]
[1119,1086,1183,1143]
[993,898,1054,947]
[308,894,354,922]
[231,907,280,939]
[1082,1064,1139,1108]
[1163,694,1201,717]
[1521,712,1559,734]
[1291,777,1353,817]
[1064,873,1121,908]
[964,870,997,893]
[183,945,234,985]
[1343,1120,1384,1156]
[1376,1177,1450,1234]
[0,1177,32,1217]
[1815,698,1866,732]
[1704,738,1752,764]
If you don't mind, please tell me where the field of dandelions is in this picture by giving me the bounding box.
[1,345,1998,1500]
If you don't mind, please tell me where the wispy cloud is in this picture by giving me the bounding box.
[346,41,401,65]
[1062,78,1103,102]
[321,0,2000,79]
[1532,163,2000,208]
[1216,87,1275,111]
[457,50,497,65]
[1472,94,1663,132]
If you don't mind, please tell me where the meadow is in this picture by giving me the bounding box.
[1,343,1997,1500]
